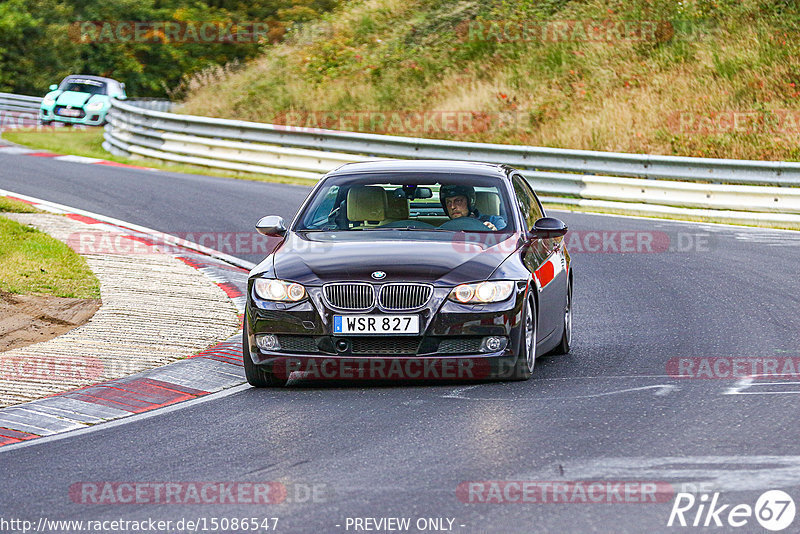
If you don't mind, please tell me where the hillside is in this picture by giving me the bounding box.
[178,0,800,161]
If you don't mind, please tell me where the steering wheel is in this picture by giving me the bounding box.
[438,216,491,231]
[379,220,436,229]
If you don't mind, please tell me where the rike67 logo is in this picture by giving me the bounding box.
[668,490,795,531]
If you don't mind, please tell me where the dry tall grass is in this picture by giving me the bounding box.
[177,0,800,161]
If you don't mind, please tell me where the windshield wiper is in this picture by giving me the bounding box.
[299,227,505,233]
[357,227,461,232]
[299,227,450,232]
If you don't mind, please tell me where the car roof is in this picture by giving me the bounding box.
[328,160,512,178]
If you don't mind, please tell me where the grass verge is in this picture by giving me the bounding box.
[1,128,316,187]
[0,197,41,214]
[0,205,100,299]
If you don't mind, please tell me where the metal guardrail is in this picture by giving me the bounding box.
[0,92,173,126]
[0,92,43,113]
[103,99,800,225]
[126,98,174,113]
[0,93,43,129]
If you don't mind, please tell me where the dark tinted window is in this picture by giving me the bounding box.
[296,173,515,234]
[512,174,543,229]
[61,79,107,96]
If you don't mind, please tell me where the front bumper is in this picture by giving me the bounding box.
[40,107,107,126]
[245,282,527,380]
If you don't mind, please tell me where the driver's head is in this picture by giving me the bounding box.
[440,184,476,219]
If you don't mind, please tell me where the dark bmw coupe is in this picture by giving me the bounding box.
[244,160,572,386]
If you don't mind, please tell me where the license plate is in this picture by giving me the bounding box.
[58,109,81,117]
[333,315,419,335]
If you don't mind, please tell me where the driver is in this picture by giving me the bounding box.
[440,184,506,231]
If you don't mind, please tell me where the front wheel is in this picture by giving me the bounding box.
[510,295,537,381]
[242,318,287,387]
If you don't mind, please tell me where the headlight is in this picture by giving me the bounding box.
[253,279,306,302]
[449,281,515,304]
[85,101,105,111]
[42,96,55,106]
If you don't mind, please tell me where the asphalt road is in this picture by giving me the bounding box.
[0,152,310,265]
[2,152,800,533]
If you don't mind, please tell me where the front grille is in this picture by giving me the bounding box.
[351,337,421,355]
[54,106,85,119]
[438,337,483,354]
[378,284,433,310]
[276,335,318,353]
[324,283,375,310]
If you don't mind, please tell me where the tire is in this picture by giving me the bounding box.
[40,120,52,126]
[551,278,572,355]
[510,295,537,381]
[242,318,287,387]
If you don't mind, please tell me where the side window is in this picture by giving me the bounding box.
[512,175,542,229]
[303,185,340,228]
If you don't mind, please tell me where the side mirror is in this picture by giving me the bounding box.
[49,84,58,91]
[529,217,568,239]
[256,215,287,237]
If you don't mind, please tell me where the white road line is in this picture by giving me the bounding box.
[524,456,800,492]
[442,384,679,401]
[724,376,800,395]
[0,146,34,154]
[534,374,674,381]
[53,155,104,164]
[441,385,481,399]
[0,384,252,454]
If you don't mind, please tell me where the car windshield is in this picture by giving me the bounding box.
[61,79,107,95]
[295,173,515,235]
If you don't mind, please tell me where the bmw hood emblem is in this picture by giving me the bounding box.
[371,271,387,280]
